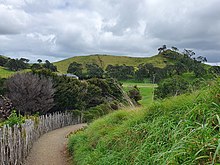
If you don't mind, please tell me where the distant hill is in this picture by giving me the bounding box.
[54,54,175,73]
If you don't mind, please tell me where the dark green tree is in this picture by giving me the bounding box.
[0,56,9,66]
[209,66,220,76]
[42,60,57,72]
[37,59,42,63]
[155,76,189,99]
[5,58,29,71]
[31,63,42,70]
[86,63,104,78]
[67,62,83,77]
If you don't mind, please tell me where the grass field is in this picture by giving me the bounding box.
[68,79,220,165]
[0,67,15,78]
[122,82,157,106]
[0,67,31,78]
[54,54,173,73]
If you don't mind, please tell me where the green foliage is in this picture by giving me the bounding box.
[209,66,220,76]
[0,55,9,66]
[86,63,104,78]
[106,64,135,80]
[128,85,142,103]
[5,58,29,71]
[67,62,83,78]
[68,79,220,165]
[42,60,57,72]
[155,75,190,99]
[83,103,113,122]
[31,63,42,70]
[3,110,25,127]
[32,70,125,115]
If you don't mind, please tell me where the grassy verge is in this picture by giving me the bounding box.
[68,79,220,165]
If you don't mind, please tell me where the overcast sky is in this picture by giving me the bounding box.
[0,0,220,63]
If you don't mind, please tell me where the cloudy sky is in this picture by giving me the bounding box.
[0,0,220,63]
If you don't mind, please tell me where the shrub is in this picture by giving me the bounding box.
[128,85,142,103]
[155,75,190,99]
[4,110,25,127]
[5,72,55,115]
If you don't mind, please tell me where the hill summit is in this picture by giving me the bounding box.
[54,53,175,73]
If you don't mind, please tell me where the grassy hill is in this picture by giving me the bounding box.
[68,78,220,165]
[54,54,173,73]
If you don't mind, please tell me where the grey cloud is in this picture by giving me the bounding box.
[0,0,220,62]
[0,4,29,34]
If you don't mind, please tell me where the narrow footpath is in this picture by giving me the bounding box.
[24,124,87,165]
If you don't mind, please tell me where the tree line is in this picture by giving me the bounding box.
[66,48,219,83]
[0,55,57,72]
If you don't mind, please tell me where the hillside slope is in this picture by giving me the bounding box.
[54,54,172,73]
[0,66,15,78]
[68,79,220,165]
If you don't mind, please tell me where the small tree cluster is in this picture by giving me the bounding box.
[42,60,57,72]
[5,58,29,71]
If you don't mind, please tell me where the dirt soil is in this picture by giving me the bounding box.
[24,124,87,165]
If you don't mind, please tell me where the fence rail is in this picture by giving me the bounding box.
[0,112,81,165]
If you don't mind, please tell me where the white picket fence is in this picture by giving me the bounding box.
[0,112,81,165]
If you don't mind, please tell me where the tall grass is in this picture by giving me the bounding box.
[68,79,220,165]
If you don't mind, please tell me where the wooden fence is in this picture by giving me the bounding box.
[0,112,81,165]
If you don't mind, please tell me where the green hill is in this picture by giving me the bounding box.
[54,54,173,73]
[68,79,220,165]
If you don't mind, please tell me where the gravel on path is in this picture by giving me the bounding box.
[24,124,87,165]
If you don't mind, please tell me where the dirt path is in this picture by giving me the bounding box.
[24,124,87,165]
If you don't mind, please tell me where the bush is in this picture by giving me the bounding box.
[5,72,55,115]
[128,85,142,103]
[3,110,25,127]
[155,75,190,99]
